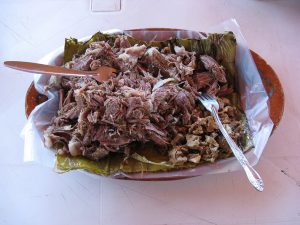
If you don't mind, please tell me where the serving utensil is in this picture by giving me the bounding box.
[3,61,117,82]
[198,93,264,192]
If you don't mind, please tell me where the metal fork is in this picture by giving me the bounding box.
[198,93,264,192]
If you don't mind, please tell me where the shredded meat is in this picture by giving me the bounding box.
[44,34,245,164]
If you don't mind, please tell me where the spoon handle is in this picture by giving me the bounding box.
[4,61,96,77]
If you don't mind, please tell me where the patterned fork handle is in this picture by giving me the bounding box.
[211,106,264,192]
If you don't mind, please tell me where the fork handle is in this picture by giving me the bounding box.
[211,106,264,192]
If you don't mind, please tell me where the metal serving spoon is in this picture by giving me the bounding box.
[3,61,117,82]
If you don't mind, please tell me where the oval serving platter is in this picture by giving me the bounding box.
[25,28,284,180]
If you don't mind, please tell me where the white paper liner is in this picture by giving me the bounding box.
[22,19,273,178]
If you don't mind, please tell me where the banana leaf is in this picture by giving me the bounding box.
[55,143,177,174]
[56,31,253,176]
[56,149,201,175]
[63,31,236,82]
[64,32,117,63]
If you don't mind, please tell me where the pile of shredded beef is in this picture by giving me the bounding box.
[44,35,245,165]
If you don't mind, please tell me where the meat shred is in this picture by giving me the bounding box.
[44,35,243,164]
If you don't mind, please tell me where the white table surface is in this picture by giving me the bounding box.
[1,0,300,224]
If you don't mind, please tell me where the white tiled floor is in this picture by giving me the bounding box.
[1,0,300,225]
